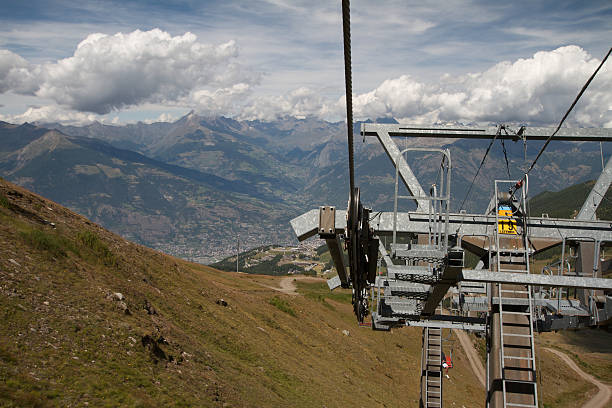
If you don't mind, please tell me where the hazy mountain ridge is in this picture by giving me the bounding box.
[0,121,298,262]
[2,115,610,261]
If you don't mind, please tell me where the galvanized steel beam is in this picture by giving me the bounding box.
[378,239,393,266]
[373,129,428,211]
[361,123,612,142]
[408,321,486,331]
[577,154,612,221]
[325,235,348,288]
[461,269,612,290]
[291,209,612,242]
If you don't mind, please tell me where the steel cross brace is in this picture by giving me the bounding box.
[577,154,612,221]
[370,128,429,211]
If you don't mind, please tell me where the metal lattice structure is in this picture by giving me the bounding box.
[290,123,612,408]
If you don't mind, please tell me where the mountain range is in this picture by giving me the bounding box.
[1,113,610,261]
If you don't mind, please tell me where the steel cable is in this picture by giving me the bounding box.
[458,125,503,212]
[342,0,355,200]
[501,137,511,179]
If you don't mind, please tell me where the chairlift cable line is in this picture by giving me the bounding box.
[501,135,511,179]
[342,0,355,201]
[458,125,503,212]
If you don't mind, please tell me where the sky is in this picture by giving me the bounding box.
[0,0,610,126]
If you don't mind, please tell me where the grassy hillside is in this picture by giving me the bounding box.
[211,244,334,276]
[0,178,474,407]
[0,178,602,407]
[528,179,612,220]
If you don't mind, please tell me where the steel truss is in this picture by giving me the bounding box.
[291,123,612,408]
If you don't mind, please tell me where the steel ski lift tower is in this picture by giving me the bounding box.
[295,3,612,406]
[291,123,612,408]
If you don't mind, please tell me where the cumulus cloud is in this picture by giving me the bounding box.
[149,112,177,123]
[239,87,335,121]
[0,105,100,125]
[348,46,612,127]
[2,40,611,127]
[0,50,39,94]
[0,29,260,115]
[234,46,610,126]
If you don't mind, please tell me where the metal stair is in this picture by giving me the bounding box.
[492,181,538,408]
[387,264,439,284]
[420,326,443,407]
[372,275,428,328]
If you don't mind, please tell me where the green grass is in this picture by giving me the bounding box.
[19,229,75,258]
[296,281,352,305]
[472,334,487,364]
[304,293,335,310]
[77,230,118,267]
[268,296,296,317]
[15,225,119,268]
[0,194,12,210]
[541,384,593,408]
[529,180,612,220]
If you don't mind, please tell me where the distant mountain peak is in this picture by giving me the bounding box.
[12,129,76,170]
[374,117,399,124]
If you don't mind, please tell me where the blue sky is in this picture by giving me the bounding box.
[0,0,610,125]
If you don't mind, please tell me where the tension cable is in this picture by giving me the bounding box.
[342,0,355,201]
[458,125,503,212]
[501,137,511,179]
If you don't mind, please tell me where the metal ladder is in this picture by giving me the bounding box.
[493,180,538,408]
[421,326,442,407]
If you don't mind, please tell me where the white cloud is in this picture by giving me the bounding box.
[0,29,260,115]
[152,112,176,123]
[347,46,612,126]
[239,87,333,121]
[237,46,611,127]
[191,83,252,116]
[0,105,99,125]
[0,49,39,94]
[2,38,611,128]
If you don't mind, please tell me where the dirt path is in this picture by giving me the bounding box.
[544,347,612,408]
[258,276,324,296]
[454,329,486,388]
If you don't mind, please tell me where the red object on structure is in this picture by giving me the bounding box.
[445,355,453,368]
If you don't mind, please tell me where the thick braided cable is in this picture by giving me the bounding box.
[342,0,355,199]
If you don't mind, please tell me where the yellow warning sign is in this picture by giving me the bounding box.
[498,207,517,235]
